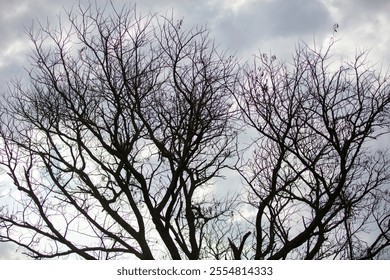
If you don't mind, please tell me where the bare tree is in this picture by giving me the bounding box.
[0,3,238,260]
[1,3,390,260]
[234,42,390,259]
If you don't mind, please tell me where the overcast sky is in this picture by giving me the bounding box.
[1,0,390,259]
[1,0,390,91]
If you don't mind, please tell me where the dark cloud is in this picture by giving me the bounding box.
[210,0,333,57]
[330,0,390,16]
[258,0,330,36]
[0,0,333,81]
[138,0,333,57]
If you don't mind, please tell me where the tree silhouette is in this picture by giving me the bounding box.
[234,42,390,259]
[1,3,390,260]
[0,4,238,260]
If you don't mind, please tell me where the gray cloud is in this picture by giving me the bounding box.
[0,0,65,92]
[325,0,390,33]
[322,0,390,64]
[1,0,390,260]
[209,0,333,58]
[0,242,27,260]
[137,0,334,58]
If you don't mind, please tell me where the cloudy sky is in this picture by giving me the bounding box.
[1,0,390,92]
[1,0,389,259]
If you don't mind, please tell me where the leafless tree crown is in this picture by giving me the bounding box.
[235,43,390,259]
[1,4,389,259]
